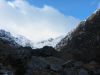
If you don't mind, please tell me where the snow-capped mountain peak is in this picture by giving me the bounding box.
[33,36,65,49]
[0,29,64,49]
[14,35,34,48]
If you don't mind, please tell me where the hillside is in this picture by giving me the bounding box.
[56,9,100,62]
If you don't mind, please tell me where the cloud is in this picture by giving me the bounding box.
[0,0,80,42]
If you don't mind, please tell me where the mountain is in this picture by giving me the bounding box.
[55,33,72,51]
[14,35,34,48]
[57,9,100,62]
[0,29,35,49]
[0,29,63,49]
[0,29,21,49]
[34,36,64,49]
[0,9,100,75]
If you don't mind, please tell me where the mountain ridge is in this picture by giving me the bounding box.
[57,9,100,62]
[0,29,64,49]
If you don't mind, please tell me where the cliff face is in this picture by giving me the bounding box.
[57,9,100,62]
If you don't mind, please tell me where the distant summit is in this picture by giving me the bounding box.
[0,29,64,49]
[34,36,64,49]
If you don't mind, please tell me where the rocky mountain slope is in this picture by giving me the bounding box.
[0,29,35,48]
[0,29,21,49]
[57,9,100,62]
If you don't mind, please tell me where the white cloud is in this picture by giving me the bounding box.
[0,0,80,42]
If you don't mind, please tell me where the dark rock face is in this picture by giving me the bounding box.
[0,63,13,75]
[57,9,100,63]
[31,46,60,57]
[49,63,62,72]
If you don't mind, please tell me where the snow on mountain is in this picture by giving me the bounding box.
[33,36,65,49]
[0,29,64,49]
[14,34,65,49]
[55,32,72,51]
[0,29,33,48]
[0,29,20,47]
[14,35,34,48]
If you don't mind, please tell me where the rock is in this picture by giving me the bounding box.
[44,57,65,71]
[27,56,48,70]
[83,61,99,70]
[62,68,78,75]
[93,69,100,75]
[79,68,88,75]
[31,46,59,57]
[74,61,83,67]
[0,63,13,75]
[0,70,13,75]
[50,63,62,72]
[62,68,88,75]
[62,60,74,68]
[25,56,48,75]
[45,57,65,64]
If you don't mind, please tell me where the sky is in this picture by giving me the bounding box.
[27,0,99,19]
[0,0,99,42]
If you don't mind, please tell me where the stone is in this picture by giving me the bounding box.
[79,68,88,75]
[50,63,62,72]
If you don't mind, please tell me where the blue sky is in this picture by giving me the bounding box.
[27,0,99,20]
[0,0,99,42]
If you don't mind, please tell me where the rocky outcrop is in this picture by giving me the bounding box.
[31,46,60,57]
